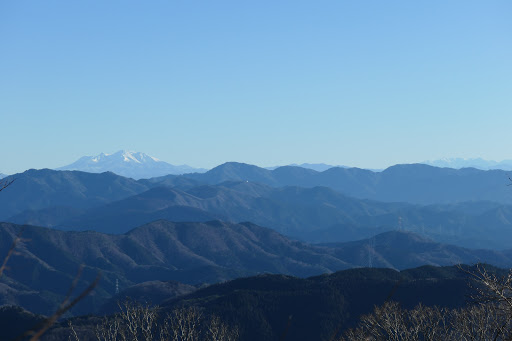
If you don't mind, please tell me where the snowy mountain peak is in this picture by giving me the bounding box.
[56,150,207,179]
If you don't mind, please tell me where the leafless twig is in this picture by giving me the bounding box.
[0,228,23,278]
[68,320,80,341]
[16,266,101,341]
[0,177,14,192]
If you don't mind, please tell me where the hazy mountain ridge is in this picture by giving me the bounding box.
[324,231,512,270]
[0,169,150,220]
[4,162,512,218]
[265,163,349,172]
[170,162,512,205]
[57,185,512,248]
[57,150,207,179]
[1,182,465,244]
[423,157,512,170]
[6,168,512,248]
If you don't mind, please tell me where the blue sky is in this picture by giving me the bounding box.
[1,1,511,174]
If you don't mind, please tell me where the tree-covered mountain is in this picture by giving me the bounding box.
[41,265,486,341]
[153,265,477,341]
[3,220,512,317]
[99,280,197,314]
[0,220,350,315]
[46,183,401,236]
[0,169,150,220]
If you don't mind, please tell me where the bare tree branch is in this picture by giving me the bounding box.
[0,228,23,278]
[0,177,14,192]
[68,320,80,341]
[16,267,101,341]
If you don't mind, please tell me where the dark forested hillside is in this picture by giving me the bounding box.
[41,265,482,341]
[154,265,481,341]
[0,220,351,315]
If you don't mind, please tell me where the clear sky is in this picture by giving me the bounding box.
[1,1,511,174]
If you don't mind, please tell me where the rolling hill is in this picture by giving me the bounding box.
[0,220,350,315]
[2,220,512,317]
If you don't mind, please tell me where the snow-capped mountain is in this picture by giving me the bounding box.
[0,173,7,179]
[57,150,207,179]
[422,158,512,171]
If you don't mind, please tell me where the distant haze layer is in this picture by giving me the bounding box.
[4,149,512,178]
[423,158,512,171]
[52,150,512,181]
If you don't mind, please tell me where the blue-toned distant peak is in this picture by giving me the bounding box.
[265,163,345,172]
[423,158,512,171]
[292,163,346,172]
[56,150,207,179]
[0,173,7,179]
[266,163,382,172]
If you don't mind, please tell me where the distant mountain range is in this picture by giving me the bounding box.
[164,162,512,205]
[2,220,512,317]
[53,152,512,182]
[4,164,512,248]
[10,180,512,248]
[423,157,512,170]
[56,150,207,179]
[267,158,512,172]
[290,158,512,172]
[0,173,6,179]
